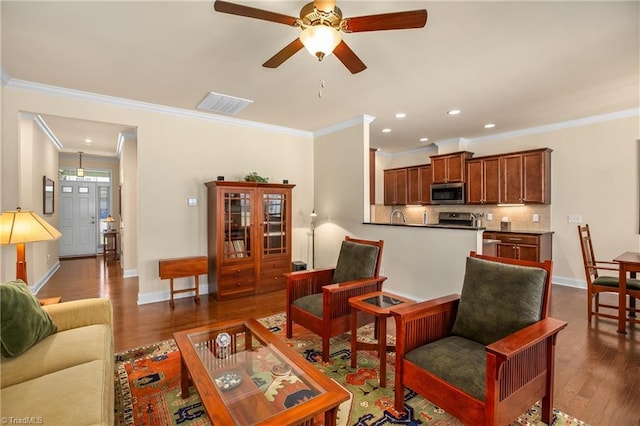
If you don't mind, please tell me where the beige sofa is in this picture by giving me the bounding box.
[0,298,114,425]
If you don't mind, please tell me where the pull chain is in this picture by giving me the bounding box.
[318,79,325,98]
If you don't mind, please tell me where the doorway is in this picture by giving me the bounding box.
[59,181,98,257]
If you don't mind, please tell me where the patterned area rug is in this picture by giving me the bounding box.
[115,313,588,425]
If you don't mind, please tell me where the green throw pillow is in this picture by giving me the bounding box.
[1,280,57,357]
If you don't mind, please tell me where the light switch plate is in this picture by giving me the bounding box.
[486,213,493,221]
[567,214,582,223]
[533,214,540,223]
[187,197,197,207]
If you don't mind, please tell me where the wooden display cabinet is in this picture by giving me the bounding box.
[206,181,295,300]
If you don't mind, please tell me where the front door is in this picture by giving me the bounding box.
[59,181,98,257]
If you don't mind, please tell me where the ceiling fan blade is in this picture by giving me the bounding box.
[214,0,298,26]
[263,38,304,68]
[342,10,427,33]
[314,0,336,13]
[333,40,367,74]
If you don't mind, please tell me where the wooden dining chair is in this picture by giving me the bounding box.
[577,224,640,322]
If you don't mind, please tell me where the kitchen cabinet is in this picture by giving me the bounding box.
[407,165,432,204]
[483,231,552,262]
[466,156,500,204]
[430,151,473,184]
[500,148,551,204]
[384,168,407,205]
[206,181,294,300]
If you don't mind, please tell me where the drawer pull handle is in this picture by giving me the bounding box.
[236,283,240,286]
[508,238,522,241]
[236,269,240,273]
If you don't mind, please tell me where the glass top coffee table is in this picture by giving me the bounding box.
[349,291,415,387]
[173,318,349,425]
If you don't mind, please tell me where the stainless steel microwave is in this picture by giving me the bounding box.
[430,182,465,204]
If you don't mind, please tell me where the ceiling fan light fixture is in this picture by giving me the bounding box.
[300,25,341,61]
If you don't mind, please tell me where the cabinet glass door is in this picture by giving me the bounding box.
[262,192,288,256]
[223,190,252,260]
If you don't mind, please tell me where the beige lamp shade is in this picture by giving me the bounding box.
[0,208,62,244]
[1,208,62,284]
[105,215,116,223]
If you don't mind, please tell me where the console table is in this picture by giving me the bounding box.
[159,256,208,308]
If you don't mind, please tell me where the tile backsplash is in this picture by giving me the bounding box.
[372,204,551,231]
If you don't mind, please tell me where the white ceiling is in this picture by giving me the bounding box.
[2,1,639,156]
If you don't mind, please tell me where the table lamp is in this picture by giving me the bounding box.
[105,215,116,231]
[0,207,62,284]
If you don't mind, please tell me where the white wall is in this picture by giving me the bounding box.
[0,113,61,289]
[1,85,314,304]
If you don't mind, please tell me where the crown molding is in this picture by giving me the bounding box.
[467,108,640,146]
[6,78,313,139]
[313,114,376,138]
[33,114,64,150]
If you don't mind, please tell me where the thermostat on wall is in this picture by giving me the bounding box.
[187,197,197,207]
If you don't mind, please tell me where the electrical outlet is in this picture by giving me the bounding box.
[567,214,582,223]
[486,213,493,221]
[533,214,540,223]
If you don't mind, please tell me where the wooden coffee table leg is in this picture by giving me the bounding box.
[180,356,190,398]
[378,315,387,387]
[324,406,338,426]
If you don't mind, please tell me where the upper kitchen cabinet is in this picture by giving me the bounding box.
[384,168,408,205]
[430,151,474,184]
[407,165,432,205]
[500,148,552,204]
[466,156,500,204]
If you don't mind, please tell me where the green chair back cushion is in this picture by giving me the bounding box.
[331,240,379,284]
[451,256,547,346]
[1,280,57,357]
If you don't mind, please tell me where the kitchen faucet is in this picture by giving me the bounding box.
[390,209,408,224]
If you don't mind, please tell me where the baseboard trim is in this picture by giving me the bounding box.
[32,262,61,294]
[553,276,586,289]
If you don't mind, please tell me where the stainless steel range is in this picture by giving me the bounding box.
[437,212,478,227]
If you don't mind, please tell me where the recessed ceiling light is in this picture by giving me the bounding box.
[395,112,407,119]
[84,138,92,144]
[420,137,429,142]
[484,123,496,129]
[382,128,392,133]
[447,109,461,116]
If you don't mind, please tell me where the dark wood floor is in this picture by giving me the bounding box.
[39,257,640,425]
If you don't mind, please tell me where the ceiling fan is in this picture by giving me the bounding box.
[213,0,428,74]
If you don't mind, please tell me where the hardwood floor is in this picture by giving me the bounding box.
[38,257,640,425]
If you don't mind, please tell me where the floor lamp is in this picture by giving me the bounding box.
[310,209,317,269]
[0,208,62,284]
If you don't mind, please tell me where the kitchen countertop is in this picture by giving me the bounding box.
[364,222,554,234]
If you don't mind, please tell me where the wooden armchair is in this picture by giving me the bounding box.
[578,224,640,322]
[284,236,386,362]
[391,252,567,426]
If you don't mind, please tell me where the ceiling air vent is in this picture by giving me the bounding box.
[197,92,253,115]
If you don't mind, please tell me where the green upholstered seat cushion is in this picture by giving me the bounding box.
[292,293,323,318]
[0,280,57,357]
[593,276,640,291]
[405,335,487,401]
[331,240,379,284]
[451,257,547,346]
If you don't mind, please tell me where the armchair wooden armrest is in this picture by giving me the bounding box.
[391,294,460,354]
[322,276,388,320]
[486,317,568,359]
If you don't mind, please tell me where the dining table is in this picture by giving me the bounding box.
[613,251,640,334]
